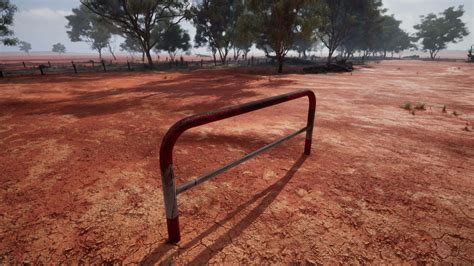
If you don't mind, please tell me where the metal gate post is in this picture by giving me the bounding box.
[305,99,316,155]
[159,89,316,243]
[161,165,180,243]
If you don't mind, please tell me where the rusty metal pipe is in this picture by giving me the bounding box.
[176,126,307,195]
[159,89,316,243]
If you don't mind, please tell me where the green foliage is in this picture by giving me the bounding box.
[371,15,415,57]
[402,102,426,111]
[120,35,143,54]
[66,5,113,58]
[153,22,190,60]
[402,102,412,110]
[414,102,426,110]
[80,0,190,66]
[192,0,243,63]
[52,43,66,54]
[18,41,32,54]
[414,6,469,60]
[292,3,321,59]
[317,0,378,63]
[0,0,18,46]
[248,0,317,73]
[233,13,258,58]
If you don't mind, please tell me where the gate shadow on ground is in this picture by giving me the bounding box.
[140,154,307,265]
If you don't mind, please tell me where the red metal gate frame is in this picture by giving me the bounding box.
[159,89,316,243]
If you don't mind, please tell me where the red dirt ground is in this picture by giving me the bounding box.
[0,60,473,264]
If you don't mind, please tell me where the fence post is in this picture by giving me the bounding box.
[127,61,131,71]
[39,65,45,75]
[0,70,3,77]
[71,61,77,74]
[23,62,26,68]
[101,60,106,72]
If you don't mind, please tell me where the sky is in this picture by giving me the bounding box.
[1,0,473,55]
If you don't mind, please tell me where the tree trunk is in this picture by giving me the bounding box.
[141,52,145,62]
[277,53,283,74]
[108,44,117,60]
[145,48,154,67]
[327,49,334,65]
[98,48,102,60]
[218,48,228,64]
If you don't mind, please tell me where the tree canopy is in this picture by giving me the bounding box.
[0,0,17,46]
[414,5,469,60]
[80,0,190,67]
[52,43,66,54]
[66,5,114,59]
[192,0,243,64]
[153,22,190,60]
[18,41,31,54]
[248,0,317,73]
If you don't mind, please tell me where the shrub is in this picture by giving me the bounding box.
[414,102,426,110]
[402,102,412,110]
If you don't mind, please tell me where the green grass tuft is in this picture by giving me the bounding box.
[414,102,426,110]
[402,102,412,110]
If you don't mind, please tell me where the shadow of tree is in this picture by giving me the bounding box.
[140,154,307,265]
[20,70,295,118]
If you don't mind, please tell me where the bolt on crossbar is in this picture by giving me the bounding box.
[159,89,316,243]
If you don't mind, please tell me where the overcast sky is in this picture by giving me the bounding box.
[1,0,473,54]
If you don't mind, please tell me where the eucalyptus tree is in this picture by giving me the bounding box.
[1,0,17,46]
[18,41,32,55]
[338,1,384,60]
[80,0,190,67]
[66,5,113,59]
[248,0,318,73]
[414,5,469,60]
[192,0,244,64]
[153,22,190,61]
[120,34,144,60]
[52,43,66,54]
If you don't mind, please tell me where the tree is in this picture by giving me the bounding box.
[317,0,383,63]
[120,34,145,60]
[414,6,469,60]
[293,29,319,59]
[18,41,32,54]
[337,1,384,60]
[0,0,17,46]
[192,0,243,64]
[153,22,190,61]
[248,0,316,73]
[65,5,113,59]
[292,1,322,59]
[374,15,405,58]
[80,0,190,67]
[52,43,66,54]
[233,13,257,60]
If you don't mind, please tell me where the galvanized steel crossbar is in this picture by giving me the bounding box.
[159,89,316,243]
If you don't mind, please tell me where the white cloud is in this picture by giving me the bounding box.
[1,7,90,53]
[20,8,72,19]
